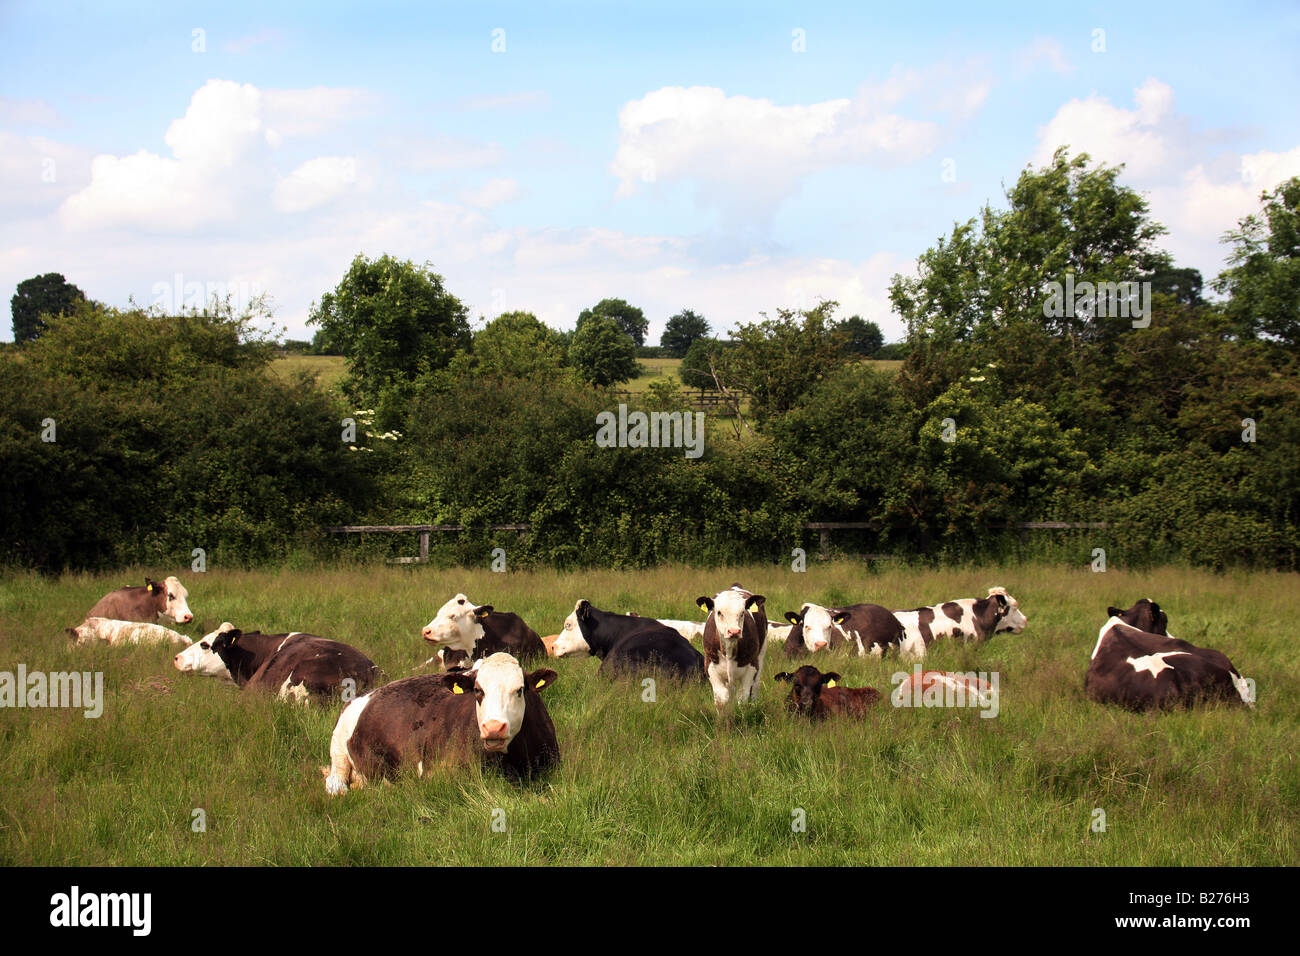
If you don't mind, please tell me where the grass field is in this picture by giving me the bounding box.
[2,561,1295,866]
[270,353,348,391]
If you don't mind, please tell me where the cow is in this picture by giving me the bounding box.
[1085,616,1253,711]
[208,628,380,704]
[323,653,559,794]
[780,602,903,658]
[85,576,193,625]
[552,600,705,681]
[987,587,1029,633]
[420,593,546,668]
[173,622,244,681]
[1106,598,1169,636]
[896,591,1013,661]
[697,584,768,709]
[889,669,998,709]
[67,618,192,647]
[773,665,882,718]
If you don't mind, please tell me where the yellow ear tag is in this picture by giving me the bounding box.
[451,684,464,694]
[697,600,709,611]
[826,680,837,688]
[535,678,547,688]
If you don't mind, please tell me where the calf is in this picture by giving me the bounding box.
[697,584,768,709]
[1106,598,1169,636]
[889,669,998,709]
[781,602,902,658]
[421,593,546,667]
[1085,616,1253,711]
[896,591,1011,661]
[210,629,380,704]
[85,576,193,625]
[67,618,192,647]
[553,600,704,680]
[323,653,559,794]
[773,665,881,718]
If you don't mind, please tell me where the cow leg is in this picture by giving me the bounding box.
[707,662,730,709]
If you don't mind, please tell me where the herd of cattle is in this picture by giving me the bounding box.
[65,576,1256,795]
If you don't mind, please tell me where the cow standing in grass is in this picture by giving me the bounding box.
[697,584,768,710]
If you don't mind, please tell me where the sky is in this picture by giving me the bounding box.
[2,0,1298,344]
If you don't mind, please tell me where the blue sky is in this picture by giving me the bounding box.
[2,1,1298,343]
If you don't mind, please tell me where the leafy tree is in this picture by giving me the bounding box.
[11,273,86,343]
[568,314,638,386]
[720,300,849,422]
[660,309,710,357]
[839,315,884,356]
[1144,266,1204,306]
[576,297,649,346]
[451,311,572,381]
[680,336,724,388]
[1214,176,1300,348]
[308,254,471,413]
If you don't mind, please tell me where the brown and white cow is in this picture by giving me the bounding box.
[323,652,559,794]
[889,668,998,711]
[1106,598,1169,636]
[67,618,192,647]
[209,628,380,704]
[421,593,546,669]
[781,602,903,658]
[697,584,768,709]
[896,589,1018,661]
[1084,615,1253,711]
[85,576,193,625]
[773,665,882,718]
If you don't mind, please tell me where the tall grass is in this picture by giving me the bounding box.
[1,562,1295,865]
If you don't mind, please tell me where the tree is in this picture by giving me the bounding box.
[452,311,572,380]
[307,254,470,410]
[680,336,724,388]
[576,298,649,346]
[1144,267,1204,306]
[839,315,884,356]
[660,309,710,357]
[11,273,86,343]
[568,314,638,386]
[1214,176,1300,348]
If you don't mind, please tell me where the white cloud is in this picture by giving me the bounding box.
[273,156,360,213]
[459,178,521,209]
[262,85,375,138]
[1031,77,1175,178]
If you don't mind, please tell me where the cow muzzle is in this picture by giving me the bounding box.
[480,719,510,750]
[812,640,828,652]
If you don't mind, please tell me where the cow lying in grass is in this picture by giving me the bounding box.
[67,618,192,647]
[323,653,559,795]
[773,665,882,718]
[421,593,546,670]
[85,576,194,625]
[551,599,705,681]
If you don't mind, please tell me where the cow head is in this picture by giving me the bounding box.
[782,604,836,652]
[988,587,1027,633]
[173,622,238,680]
[552,600,594,657]
[697,588,766,641]
[149,576,193,624]
[422,593,492,653]
[1106,598,1168,636]
[774,665,840,716]
[439,653,557,753]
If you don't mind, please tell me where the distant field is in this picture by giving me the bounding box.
[271,353,347,390]
[1,562,1294,866]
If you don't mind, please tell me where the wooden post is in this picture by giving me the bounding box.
[419,531,429,562]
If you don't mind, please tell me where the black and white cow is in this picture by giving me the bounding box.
[420,593,546,668]
[1085,615,1253,711]
[781,602,903,658]
[697,584,768,709]
[896,589,1019,661]
[551,600,705,680]
[1106,598,1169,636]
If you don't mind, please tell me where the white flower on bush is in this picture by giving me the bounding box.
[348,409,397,451]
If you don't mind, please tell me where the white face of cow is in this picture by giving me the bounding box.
[173,622,236,679]
[552,602,592,657]
[707,588,753,641]
[988,588,1027,633]
[421,593,487,652]
[469,654,528,753]
[162,576,193,624]
[795,604,836,652]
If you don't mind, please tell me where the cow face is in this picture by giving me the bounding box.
[150,576,193,624]
[441,653,557,753]
[774,665,840,715]
[422,593,491,652]
[782,604,834,652]
[552,600,594,657]
[697,588,766,641]
[1106,599,1168,636]
[173,622,237,679]
[988,587,1027,633]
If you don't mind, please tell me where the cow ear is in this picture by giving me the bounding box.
[146,579,159,594]
[821,672,842,687]
[746,594,766,613]
[773,672,793,683]
[439,673,475,695]
[832,610,850,625]
[527,668,558,692]
[473,605,493,620]
[696,596,713,613]
[783,611,801,625]
[1106,606,1122,618]
[995,593,1007,608]
[226,628,241,644]
[577,600,591,620]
